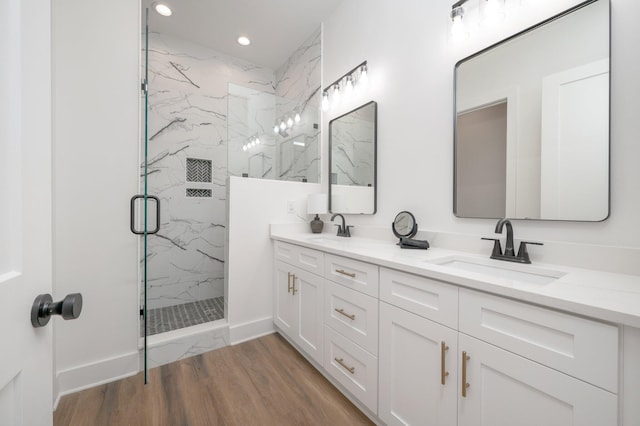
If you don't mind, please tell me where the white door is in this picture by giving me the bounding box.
[379,302,458,426]
[0,0,54,424]
[458,334,617,426]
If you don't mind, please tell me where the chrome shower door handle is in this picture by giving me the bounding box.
[130,194,160,235]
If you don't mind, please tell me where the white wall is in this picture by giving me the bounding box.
[226,177,320,343]
[322,0,640,248]
[53,0,140,399]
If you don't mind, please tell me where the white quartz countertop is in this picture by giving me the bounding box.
[271,230,640,329]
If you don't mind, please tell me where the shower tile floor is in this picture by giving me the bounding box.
[144,297,225,336]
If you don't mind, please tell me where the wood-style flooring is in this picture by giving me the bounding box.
[54,333,373,426]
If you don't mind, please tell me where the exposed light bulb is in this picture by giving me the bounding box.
[273,124,279,134]
[154,3,172,16]
[484,0,504,26]
[345,75,354,97]
[237,36,251,46]
[287,117,294,128]
[242,145,247,151]
[280,120,286,131]
[255,137,260,145]
[321,92,329,111]
[358,65,368,88]
[451,6,466,42]
[294,113,301,123]
[332,84,341,107]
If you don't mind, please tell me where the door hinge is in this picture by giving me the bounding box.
[139,308,144,317]
[141,80,148,94]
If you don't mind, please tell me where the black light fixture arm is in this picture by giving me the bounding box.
[323,60,368,94]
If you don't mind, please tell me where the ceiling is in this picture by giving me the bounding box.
[142,0,344,70]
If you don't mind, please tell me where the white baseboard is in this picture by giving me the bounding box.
[229,316,275,345]
[54,351,139,408]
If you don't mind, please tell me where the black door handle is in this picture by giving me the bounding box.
[130,194,160,235]
[31,293,83,328]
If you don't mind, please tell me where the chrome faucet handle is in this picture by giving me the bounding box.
[516,241,543,264]
[481,237,502,257]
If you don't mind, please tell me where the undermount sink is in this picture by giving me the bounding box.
[307,235,343,243]
[429,256,565,285]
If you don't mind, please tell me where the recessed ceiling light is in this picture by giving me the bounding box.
[154,3,172,17]
[237,36,251,46]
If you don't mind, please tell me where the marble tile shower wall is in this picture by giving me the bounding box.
[227,28,321,183]
[332,115,375,186]
[274,28,321,183]
[143,32,275,310]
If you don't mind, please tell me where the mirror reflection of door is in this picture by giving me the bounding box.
[456,101,507,218]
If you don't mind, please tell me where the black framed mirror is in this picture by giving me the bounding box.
[329,101,377,214]
[453,0,609,221]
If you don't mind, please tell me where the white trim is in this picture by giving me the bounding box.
[230,316,275,345]
[54,351,139,403]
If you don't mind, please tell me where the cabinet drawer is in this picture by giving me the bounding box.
[325,254,379,297]
[274,241,324,276]
[380,268,458,329]
[324,326,378,414]
[325,281,379,355]
[459,289,618,393]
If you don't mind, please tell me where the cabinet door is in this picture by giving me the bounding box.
[458,334,617,426]
[274,261,295,335]
[379,302,458,426]
[293,269,324,365]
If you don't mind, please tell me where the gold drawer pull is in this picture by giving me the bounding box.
[461,351,470,397]
[287,272,293,293]
[336,269,356,278]
[334,357,355,374]
[334,308,356,320]
[292,274,298,295]
[441,341,449,385]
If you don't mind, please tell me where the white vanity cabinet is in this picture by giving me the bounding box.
[273,242,325,365]
[458,333,617,426]
[379,302,458,426]
[323,254,380,414]
[272,238,623,426]
[378,268,618,426]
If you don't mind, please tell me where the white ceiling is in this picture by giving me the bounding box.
[142,0,344,70]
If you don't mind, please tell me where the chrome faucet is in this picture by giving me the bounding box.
[331,213,353,237]
[482,218,543,264]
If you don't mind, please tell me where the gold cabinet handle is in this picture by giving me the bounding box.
[336,269,356,278]
[334,308,356,320]
[334,357,355,374]
[287,272,293,293]
[291,274,297,295]
[441,341,449,385]
[461,351,470,397]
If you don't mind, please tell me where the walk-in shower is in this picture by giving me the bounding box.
[137,0,323,375]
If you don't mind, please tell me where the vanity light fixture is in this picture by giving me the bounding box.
[242,134,261,152]
[332,83,342,107]
[237,36,251,46]
[321,60,368,111]
[450,0,467,41]
[153,2,172,16]
[484,0,505,25]
[274,109,303,138]
[321,92,330,111]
